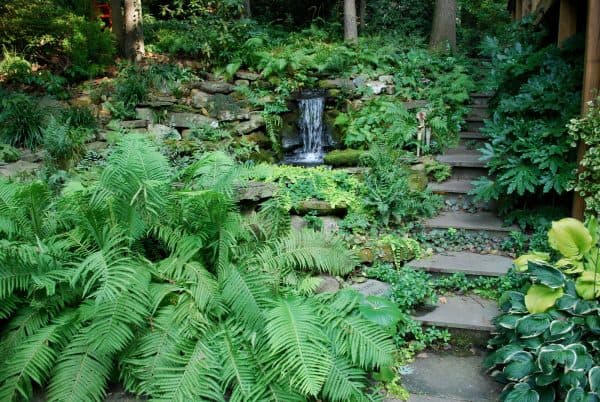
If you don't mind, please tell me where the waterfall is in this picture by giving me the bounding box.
[284,91,329,165]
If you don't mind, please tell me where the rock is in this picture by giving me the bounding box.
[0,160,40,178]
[291,215,306,231]
[234,181,278,202]
[120,120,148,129]
[320,216,341,236]
[294,199,348,216]
[86,141,109,152]
[167,112,218,129]
[233,113,265,134]
[319,78,356,90]
[385,86,395,95]
[282,135,301,152]
[70,94,93,107]
[148,124,181,141]
[234,79,250,87]
[408,170,428,192]
[324,149,365,167]
[403,100,429,110]
[139,95,176,107]
[351,279,391,297]
[135,108,153,122]
[19,148,43,163]
[197,81,234,94]
[358,247,374,264]
[364,80,387,95]
[235,70,261,81]
[352,75,368,87]
[190,89,213,109]
[241,132,270,148]
[315,275,340,294]
[378,75,394,84]
[217,108,250,122]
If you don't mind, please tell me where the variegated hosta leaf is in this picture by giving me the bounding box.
[514,252,551,272]
[575,271,600,300]
[516,313,552,337]
[548,218,593,260]
[538,344,577,374]
[503,383,540,402]
[527,262,566,289]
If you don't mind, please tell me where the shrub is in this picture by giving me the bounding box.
[43,117,91,169]
[0,92,46,149]
[0,144,21,163]
[569,97,600,217]
[486,218,600,401]
[0,49,32,83]
[472,35,583,204]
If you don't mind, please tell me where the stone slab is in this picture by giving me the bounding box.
[412,294,499,331]
[0,160,40,177]
[459,131,486,140]
[424,211,516,233]
[428,179,474,195]
[351,279,391,297]
[399,352,501,402]
[409,251,512,277]
[436,147,486,168]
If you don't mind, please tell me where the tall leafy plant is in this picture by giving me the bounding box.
[0,136,397,401]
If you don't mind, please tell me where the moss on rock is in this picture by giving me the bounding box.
[324,149,365,167]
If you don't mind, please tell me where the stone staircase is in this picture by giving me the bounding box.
[396,93,516,402]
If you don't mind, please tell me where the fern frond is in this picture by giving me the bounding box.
[46,332,113,402]
[265,296,332,396]
[152,336,224,402]
[0,295,19,319]
[220,265,270,330]
[217,324,258,402]
[321,357,373,402]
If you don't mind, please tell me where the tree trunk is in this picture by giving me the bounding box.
[430,0,457,51]
[359,0,366,32]
[123,0,145,62]
[110,0,124,55]
[244,0,252,18]
[344,0,358,42]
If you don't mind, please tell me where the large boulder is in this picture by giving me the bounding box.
[167,112,218,129]
[234,181,278,202]
[197,81,234,94]
[324,149,365,167]
[217,108,250,122]
[233,113,265,134]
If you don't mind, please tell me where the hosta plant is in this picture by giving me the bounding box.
[486,218,600,401]
[0,135,398,402]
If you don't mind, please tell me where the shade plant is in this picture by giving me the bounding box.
[486,217,600,401]
[0,136,399,401]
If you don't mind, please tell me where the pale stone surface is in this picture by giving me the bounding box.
[197,81,234,94]
[234,79,250,87]
[435,146,486,168]
[139,95,176,107]
[351,279,391,297]
[294,199,348,215]
[319,78,356,90]
[0,160,40,177]
[148,124,181,141]
[428,179,475,195]
[120,120,148,129]
[412,294,499,331]
[399,352,501,402]
[365,80,387,95]
[235,70,261,81]
[315,275,341,293]
[409,251,512,277]
[216,108,250,122]
[135,108,153,122]
[190,89,213,109]
[233,113,265,134]
[424,211,516,233]
[234,181,277,202]
[167,112,218,128]
[378,74,394,84]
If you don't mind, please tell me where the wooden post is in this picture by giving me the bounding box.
[573,0,600,219]
[558,0,577,45]
[516,0,523,19]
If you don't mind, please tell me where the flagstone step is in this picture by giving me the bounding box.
[412,294,499,332]
[436,147,486,168]
[460,131,486,140]
[424,211,516,233]
[428,179,474,195]
[390,351,502,402]
[409,251,512,277]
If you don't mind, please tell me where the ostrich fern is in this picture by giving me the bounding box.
[0,135,395,401]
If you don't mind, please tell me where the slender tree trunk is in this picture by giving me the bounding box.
[110,0,124,55]
[344,0,358,42]
[359,0,366,31]
[430,0,457,51]
[244,0,252,18]
[123,0,145,62]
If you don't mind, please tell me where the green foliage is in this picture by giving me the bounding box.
[0,137,396,401]
[42,117,91,170]
[0,144,21,163]
[324,149,366,167]
[434,271,527,301]
[472,35,583,203]
[423,158,452,183]
[0,92,46,149]
[569,97,600,216]
[0,49,32,83]
[486,217,600,401]
[113,65,150,112]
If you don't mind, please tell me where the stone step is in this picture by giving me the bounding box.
[409,251,512,277]
[466,120,485,132]
[428,179,474,195]
[460,131,486,140]
[390,351,502,402]
[436,147,486,168]
[448,166,488,180]
[467,105,490,121]
[424,211,517,233]
[412,294,499,332]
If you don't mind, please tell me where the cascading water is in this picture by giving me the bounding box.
[283,91,331,165]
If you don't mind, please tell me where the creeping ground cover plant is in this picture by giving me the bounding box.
[486,217,600,401]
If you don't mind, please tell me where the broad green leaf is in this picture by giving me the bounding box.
[589,366,600,393]
[528,262,566,289]
[503,351,535,380]
[549,320,574,336]
[504,383,539,402]
[358,296,401,328]
[514,252,550,272]
[548,218,593,260]
[525,285,564,313]
[538,344,577,374]
[516,313,552,337]
[586,315,600,334]
[575,271,600,300]
[500,291,527,313]
[495,313,520,330]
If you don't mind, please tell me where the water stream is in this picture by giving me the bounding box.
[283,91,330,165]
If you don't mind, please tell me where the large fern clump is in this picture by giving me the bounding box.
[0,135,396,401]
